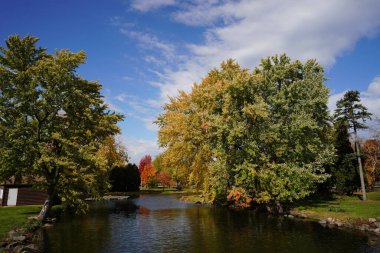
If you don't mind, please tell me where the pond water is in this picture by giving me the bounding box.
[40,194,380,253]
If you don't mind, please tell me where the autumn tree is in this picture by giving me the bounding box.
[139,155,152,174]
[158,55,334,206]
[334,90,372,200]
[97,135,128,170]
[156,171,173,190]
[0,35,122,219]
[362,139,380,186]
[141,163,157,187]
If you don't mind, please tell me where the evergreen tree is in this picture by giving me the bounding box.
[109,164,140,192]
[331,122,360,194]
[334,90,371,200]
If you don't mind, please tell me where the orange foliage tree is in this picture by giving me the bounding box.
[141,163,157,187]
[362,139,380,186]
[139,155,152,174]
[156,171,173,190]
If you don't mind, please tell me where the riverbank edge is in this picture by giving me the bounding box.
[286,210,380,236]
[180,193,380,237]
[1,218,45,253]
[1,205,63,253]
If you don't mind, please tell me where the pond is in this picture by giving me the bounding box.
[40,194,380,253]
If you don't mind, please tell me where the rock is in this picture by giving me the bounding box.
[22,244,39,252]
[287,215,294,218]
[359,224,370,231]
[13,245,24,253]
[5,241,21,249]
[8,230,23,238]
[27,216,39,221]
[344,222,353,228]
[369,218,376,223]
[12,235,26,242]
[43,223,53,228]
[318,220,327,224]
[335,221,343,227]
[299,214,308,219]
[373,222,380,228]
[374,228,380,234]
[326,218,334,224]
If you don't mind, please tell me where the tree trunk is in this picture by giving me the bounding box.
[354,130,367,201]
[38,195,52,221]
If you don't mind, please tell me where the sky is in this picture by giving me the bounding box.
[1,0,380,163]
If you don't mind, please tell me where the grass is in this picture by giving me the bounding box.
[0,205,41,240]
[292,191,380,222]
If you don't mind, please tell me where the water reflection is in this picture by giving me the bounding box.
[41,194,380,253]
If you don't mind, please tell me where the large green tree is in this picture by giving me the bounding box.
[334,90,372,200]
[0,35,122,219]
[158,55,334,206]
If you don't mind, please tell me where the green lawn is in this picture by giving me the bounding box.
[292,191,380,222]
[0,205,41,240]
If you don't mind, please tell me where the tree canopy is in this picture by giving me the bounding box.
[157,55,334,205]
[0,35,122,217]
[109,164,140,192]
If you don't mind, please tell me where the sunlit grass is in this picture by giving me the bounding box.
[293,191,380,221]
[0,205,40,240]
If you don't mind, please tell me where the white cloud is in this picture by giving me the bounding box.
[105,101,125,114]
[123,137,161,164]
[120,29,175,60]
[114,93,160,132]
[130,0,176,12]
[366,76,380,96]
[142,0,380,105]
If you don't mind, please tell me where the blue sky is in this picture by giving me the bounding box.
[1,0,380,163]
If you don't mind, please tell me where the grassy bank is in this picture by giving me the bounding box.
[292,191,380,222]
[0,205,41,240]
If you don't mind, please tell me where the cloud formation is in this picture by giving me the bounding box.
[123,137,161,164]
[130,0,176,12]
[134,0,380,104]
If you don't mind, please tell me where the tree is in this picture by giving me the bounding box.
[138,155,152,174]
[158,55,334,205]
[331,122,360,194]
[362,139,380,186]
[97,136,128,170]
[334,90,372,200]
[141,163,157,187]
[109,164,140,192]
[0,35,122,219]
[156,171,173,190]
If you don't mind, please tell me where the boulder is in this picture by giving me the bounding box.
[326,218,334,224]
[22,244,39,252]
[318,220,327,224]
[287,215,294,218]
[368,218,376,223]
[335,221,343,227]
[359,224,370,231]
[10,234,26,242]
